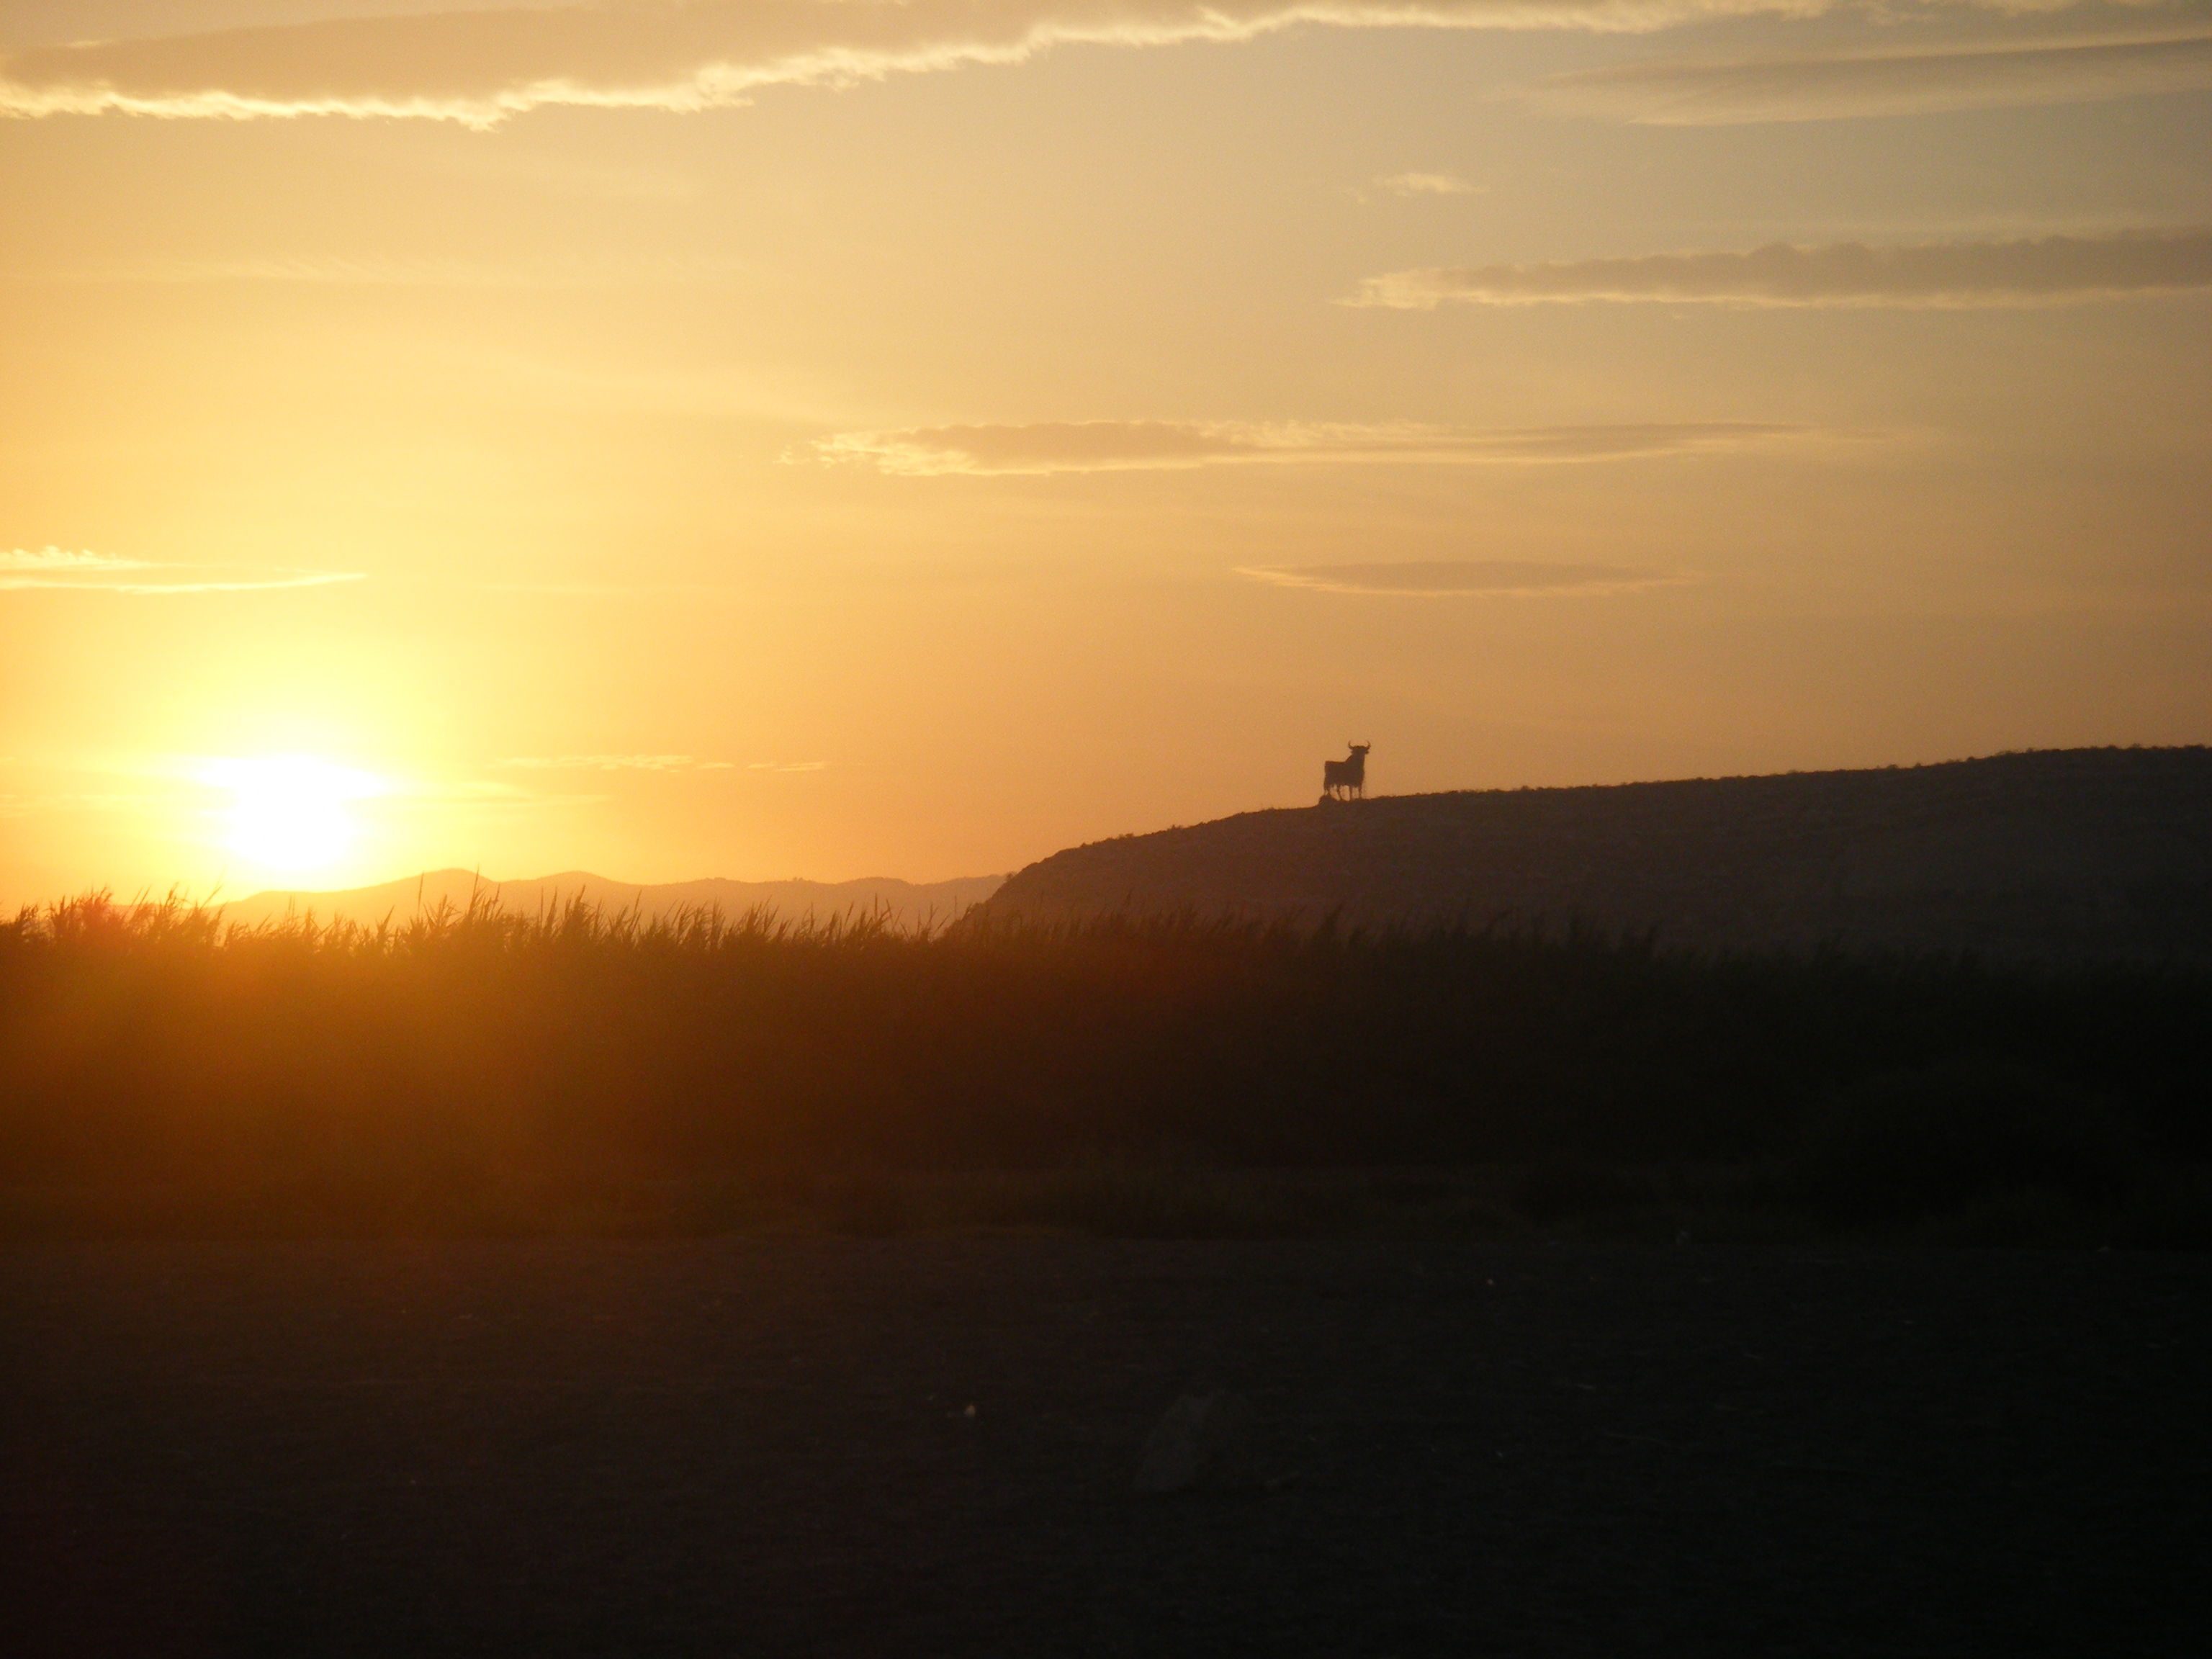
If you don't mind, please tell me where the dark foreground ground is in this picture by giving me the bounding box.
[4,1239,2206,1657]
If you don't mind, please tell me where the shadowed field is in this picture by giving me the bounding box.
[6,890,2206,1653]
[4,1237,2206,1656]
[4,891,2206,1244]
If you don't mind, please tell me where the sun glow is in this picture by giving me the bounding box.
[201,756,386,876]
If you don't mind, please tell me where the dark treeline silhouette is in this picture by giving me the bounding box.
[1,892,2205,1240]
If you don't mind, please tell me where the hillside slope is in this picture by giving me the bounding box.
[218,869,1003,930]
[985,749,2212,959]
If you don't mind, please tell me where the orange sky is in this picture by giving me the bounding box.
[3,0,2208,903]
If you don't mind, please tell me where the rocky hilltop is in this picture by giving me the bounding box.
[985,748,2212,960]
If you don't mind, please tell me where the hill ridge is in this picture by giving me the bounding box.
[986,747,2212,960]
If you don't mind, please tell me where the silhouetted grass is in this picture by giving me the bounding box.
[1,891,2205,1241]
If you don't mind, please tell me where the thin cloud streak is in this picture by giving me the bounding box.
[813,420,1811,475]
[1524,31,2212,125]
[1,547,156,574]
[0,0,1993,127]
[91,574,367,593]
[1243,559,1695,595]
[5,252,752,287]
[1,547,365,592]
[1377,171,1481,195]
[1355,228,2212,309]
[497,755,737,771]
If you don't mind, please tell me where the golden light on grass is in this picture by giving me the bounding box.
[199,755,386,877]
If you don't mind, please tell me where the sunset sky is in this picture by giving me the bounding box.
[3,0,2207,904]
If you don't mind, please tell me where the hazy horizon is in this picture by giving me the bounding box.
[18,741,2200,914]
[4,0,2207,910]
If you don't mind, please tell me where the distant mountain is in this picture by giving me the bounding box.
[218,868,1004,930]
[984,748,2212,961]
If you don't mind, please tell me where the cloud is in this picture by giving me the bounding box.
[496,754,736,771]
[1241,559,1693,595]
[496,754,827,774]
[1,547,156,575]
[1354,228,2212,309]
[1524,30,2212,125]
[1,547,367,592]
[74,572,367,593]
[9,252,751,286]
[0,788,174,821]
[811,419,1809,475]
[0,0,1996,127]
[1377,171,1481,196]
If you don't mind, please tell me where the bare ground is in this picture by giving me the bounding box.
[4,1238,2206,1657]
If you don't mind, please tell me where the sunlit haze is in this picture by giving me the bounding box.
[4,0,2207,905]
[197,755,389,878]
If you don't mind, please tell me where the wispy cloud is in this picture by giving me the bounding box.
[496,754,737,772]
[1524,30,2212,125]
[495,754,827,775]
[811,420,1809,475]
[1377,171,1481,196]
[1354,228,2212,309]
[1241,559,1694,595]
[0,788,174,821]
[7,252,751,287]
[0,547,156,575]
[0,0,2020,127]
[76,572,367,593]
[1,547,366,593]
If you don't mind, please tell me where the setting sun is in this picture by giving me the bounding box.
[200,756,385,876]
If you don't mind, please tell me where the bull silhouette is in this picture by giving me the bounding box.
[1321,743,1370,804]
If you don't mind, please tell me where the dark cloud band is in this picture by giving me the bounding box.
[1357,229,2212,310]
[1241,559,1691,595]
[813,420,1809,475]
[1524,31,2212,125]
